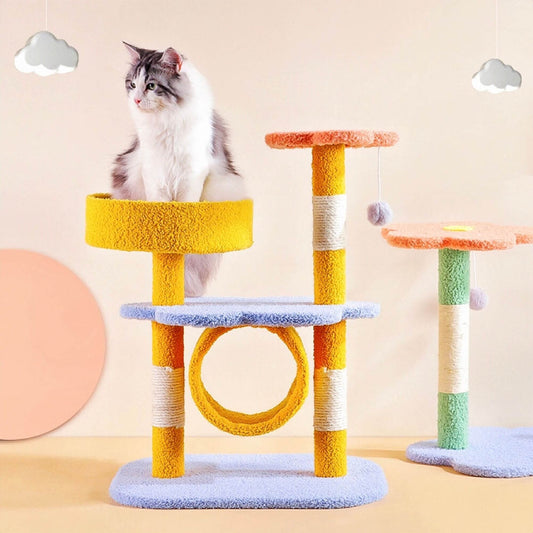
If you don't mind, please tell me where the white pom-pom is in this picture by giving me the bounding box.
[470,288,488,310]
[367,201,393,226]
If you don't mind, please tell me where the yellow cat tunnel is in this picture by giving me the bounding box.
[85,194,253,254]
[189,325,309,436]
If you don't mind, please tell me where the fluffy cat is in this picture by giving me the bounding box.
[112,43,247,296]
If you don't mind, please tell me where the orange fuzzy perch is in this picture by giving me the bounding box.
[382,222,533,251]
[265,130,398,149]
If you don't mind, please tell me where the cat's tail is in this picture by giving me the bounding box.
[188,168,248,297]
[184,253,222,297]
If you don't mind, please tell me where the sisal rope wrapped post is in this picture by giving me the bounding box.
[438,248,470,449]
[265,130,398,478]
[382,222,533,455]
[85,195,254,481]
[312,144,348,477]
[151,252,186,477]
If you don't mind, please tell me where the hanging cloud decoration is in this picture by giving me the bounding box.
[14,31,78,76]
[472,58,521,94]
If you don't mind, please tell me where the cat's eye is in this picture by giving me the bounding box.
[130,81,136,89]
[146,82,156,91]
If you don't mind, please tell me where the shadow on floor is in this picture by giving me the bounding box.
[2,454,120,508]
[348,448,411,464]
[350,449,470,476]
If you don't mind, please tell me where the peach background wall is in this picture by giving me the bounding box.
[1,0,532,437]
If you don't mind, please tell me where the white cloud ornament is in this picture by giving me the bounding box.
[14,31,78,77]
[472,58,521,94]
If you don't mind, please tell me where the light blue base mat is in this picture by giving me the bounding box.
[406,427,533,478]
[109,453,388,509]
[120,296,380,328]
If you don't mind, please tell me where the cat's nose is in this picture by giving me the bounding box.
[134,98,142,105]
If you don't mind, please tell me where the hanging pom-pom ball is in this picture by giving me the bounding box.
[470,288,488,310]
[367,201,393,226]
[368,147,393,226]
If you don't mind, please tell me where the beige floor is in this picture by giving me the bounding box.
[1,436,531,533]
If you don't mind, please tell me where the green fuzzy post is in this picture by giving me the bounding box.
[438,248,470,449]
[438,392,469,449]
[439,248,470,305]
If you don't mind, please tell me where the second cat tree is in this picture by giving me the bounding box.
[382,222,533,477]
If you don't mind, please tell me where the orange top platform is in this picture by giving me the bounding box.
[265,130,398,149]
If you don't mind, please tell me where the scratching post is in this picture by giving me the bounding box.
[382,222,533,477]
[438,248,470,449]
[266,130,399,478]
[312,144,348,477]
[152,253,185,477]
[86,194,254,481]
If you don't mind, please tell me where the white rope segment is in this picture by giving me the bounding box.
[313,367,347,431]
[152,365,185,428]
[439,304,469,394]
[312,194,347,251]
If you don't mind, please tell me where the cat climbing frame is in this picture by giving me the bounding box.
[86,129,398,509]
[382,222,533,477]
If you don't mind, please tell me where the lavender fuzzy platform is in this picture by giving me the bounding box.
[407,427,533,478]
[109,453,388,509]
[121,296,380,328]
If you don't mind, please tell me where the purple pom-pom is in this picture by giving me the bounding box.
[470,288,488,310]
[367,201,393,226]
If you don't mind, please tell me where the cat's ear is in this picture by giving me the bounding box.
[161,47,183,73]
[123,42,141,63]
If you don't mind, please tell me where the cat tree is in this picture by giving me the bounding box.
[382,222,533,477]
[86,129,398,509]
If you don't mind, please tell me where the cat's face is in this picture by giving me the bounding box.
[123,43,188,113]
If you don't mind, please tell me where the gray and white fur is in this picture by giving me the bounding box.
[112,43,247,296]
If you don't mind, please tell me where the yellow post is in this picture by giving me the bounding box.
[85,195,253,478]
[152,253,185,478]
[312,144,347,477]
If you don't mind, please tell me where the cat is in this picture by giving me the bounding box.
[112,43,247,297]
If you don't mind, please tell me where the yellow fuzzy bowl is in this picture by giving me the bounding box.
[85,194,253,254]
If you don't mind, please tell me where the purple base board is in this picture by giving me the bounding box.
[406,426,533,478]
[109,453,388,509]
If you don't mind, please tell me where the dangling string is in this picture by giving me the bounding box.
[471,251,478,288]
[495,0,499,58]
[45,0,48,30]
[377,147,382,202]
[367,146,392,226]
[470,252,488,310]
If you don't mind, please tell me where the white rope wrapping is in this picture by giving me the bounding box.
[313,368,347,431]
[312,194,347,251]
[439,304,469,394]
[152,366,185,428]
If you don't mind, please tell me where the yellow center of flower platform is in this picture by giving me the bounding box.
[442,225,474,232]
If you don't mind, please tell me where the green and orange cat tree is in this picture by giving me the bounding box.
[382,222,533,477]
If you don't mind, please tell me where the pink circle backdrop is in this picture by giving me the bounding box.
[0,250,106,439]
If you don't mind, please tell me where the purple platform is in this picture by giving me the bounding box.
[120,296,380,328]
[406,426,533,478]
